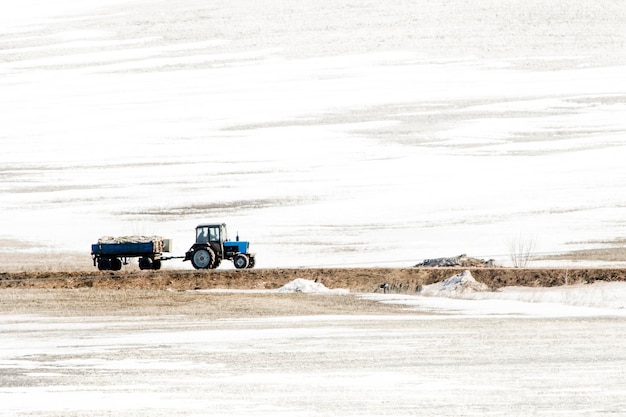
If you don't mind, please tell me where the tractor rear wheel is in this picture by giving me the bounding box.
[191,248,214,269]
[247,257,256,269]
[233,254,249,269]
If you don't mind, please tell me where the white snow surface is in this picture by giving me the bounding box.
[365,280,626,318]
[274,274,626,317]
[1,0,626,269]
[3,284,626,416]
[363,270,626,317]
[277,278,349,294]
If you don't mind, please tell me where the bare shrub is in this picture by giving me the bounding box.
[508,233,537,268]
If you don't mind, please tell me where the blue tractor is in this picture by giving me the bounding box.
[184,223,256,269]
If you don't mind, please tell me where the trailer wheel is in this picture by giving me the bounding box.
[97,258,111,271]
[139,257,152,270]
[191,249,213,269]
[152,259,162,270]
[233,254,249,269]
[110,258,123,271]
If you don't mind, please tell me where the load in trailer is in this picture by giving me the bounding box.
[184,223,256,269]
[91,236,171,271]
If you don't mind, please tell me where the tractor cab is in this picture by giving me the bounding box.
[195,223,227,244]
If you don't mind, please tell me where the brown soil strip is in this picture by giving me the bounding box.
[1,267,626,291]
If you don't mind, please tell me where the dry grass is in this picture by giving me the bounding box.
[0,251,93,272]
[540,247,626,262]
[0,288,411,318]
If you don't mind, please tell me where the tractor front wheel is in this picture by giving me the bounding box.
[233,254,249,269]
[191,249,213,269]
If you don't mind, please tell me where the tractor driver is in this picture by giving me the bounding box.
[197,227,208,243]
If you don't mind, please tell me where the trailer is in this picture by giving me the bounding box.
[91,236,172,270]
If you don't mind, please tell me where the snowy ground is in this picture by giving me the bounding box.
[2,279,626,416]
[365,272,626,317]
[1,0,626,269]
[3,4,625,412]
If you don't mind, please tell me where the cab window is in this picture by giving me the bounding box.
[209,227,219,242]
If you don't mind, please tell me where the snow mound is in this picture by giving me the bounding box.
[420,270,489,296]
[278,278,349,294]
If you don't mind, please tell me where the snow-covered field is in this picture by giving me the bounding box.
[1,0,626,268]
[2,279,626,416]
[3,4,626,413]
